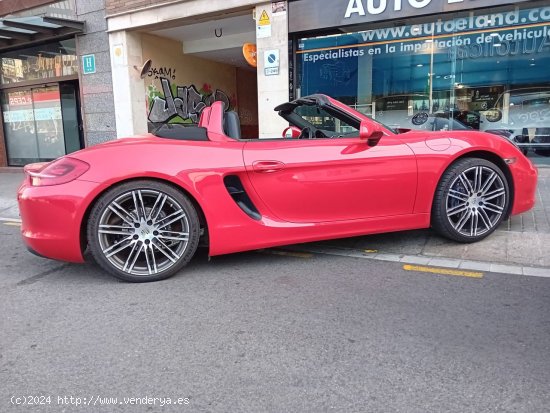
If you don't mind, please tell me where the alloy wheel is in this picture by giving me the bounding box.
[445,166,507,237]
[97,189,191,277]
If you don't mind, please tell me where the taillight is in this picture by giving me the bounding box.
[26,157,90,187]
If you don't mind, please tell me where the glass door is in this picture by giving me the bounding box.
[1,84,80,166]
[32,86,65,161]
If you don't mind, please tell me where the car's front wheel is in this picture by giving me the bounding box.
[431,158,510,243]
[87,180,200,282]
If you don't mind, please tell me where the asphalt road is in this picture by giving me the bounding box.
[0,222,549,413]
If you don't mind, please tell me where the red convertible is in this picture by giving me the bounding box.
[18,95,537,282]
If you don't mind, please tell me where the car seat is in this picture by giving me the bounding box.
[223,111,241,140]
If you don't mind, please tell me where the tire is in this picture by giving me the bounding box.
[87,180,200,282]
[431,158,510,243]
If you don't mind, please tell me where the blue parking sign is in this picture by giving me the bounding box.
[82,54,96,74]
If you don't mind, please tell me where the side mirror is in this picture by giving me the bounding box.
[359,120,383,147]
[283,125,301,138]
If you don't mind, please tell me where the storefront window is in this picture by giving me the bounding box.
[296,3,550,163]
[2,85,66,165]
[0,39,78,84]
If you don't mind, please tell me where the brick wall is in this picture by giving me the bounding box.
[0,0,56,17]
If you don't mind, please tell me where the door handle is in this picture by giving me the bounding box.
[252,160,285,173]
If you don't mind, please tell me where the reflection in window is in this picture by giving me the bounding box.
[0,39,78,84]
[296,3,550,161]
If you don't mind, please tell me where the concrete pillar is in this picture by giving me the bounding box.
[255,2,289,139]
[108,30,148,138]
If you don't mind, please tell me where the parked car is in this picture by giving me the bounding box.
[407,111,478,131]
[481,87,550,156]
[18,94,537,282]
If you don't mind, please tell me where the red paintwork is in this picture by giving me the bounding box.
[18,97,538,264]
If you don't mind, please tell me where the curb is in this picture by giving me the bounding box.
[287,245,550,278]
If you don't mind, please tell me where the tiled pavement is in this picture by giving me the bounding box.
[503,167,550,233]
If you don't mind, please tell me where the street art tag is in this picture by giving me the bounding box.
[148,78,231,124]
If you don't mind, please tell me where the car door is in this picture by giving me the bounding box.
[243,134,417,223]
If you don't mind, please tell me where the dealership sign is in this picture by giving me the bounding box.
[345,0,464,18]
[289,0,533,33]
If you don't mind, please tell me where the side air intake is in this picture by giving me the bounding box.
[223,175,261,221]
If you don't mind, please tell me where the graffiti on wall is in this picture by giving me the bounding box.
[147,66,176,80]
[147,77,235,124]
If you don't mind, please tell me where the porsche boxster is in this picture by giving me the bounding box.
[17,95,537,282]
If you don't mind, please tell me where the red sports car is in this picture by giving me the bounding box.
[18,95,537,282]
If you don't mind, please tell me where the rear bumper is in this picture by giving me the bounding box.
[17,178,102,263]
[510,156,538,216]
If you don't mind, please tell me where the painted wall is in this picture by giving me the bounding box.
[141,33,238,130]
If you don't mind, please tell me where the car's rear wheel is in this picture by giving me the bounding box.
[87,180,200,282]
[431,158,510,243]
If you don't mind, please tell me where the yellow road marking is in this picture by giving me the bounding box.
[3,222,21,227]
[257,249,313,259]
[364,249,378,253]
[403,264,483,279]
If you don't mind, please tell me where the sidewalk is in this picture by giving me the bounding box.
[0,169,22,220]
[1,168,549,274]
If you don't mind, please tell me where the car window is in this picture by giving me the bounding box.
[294,105,359,136]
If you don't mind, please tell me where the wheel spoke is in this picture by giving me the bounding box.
[131,191,147,221]
[454,210,472,233]
[158,230,189,242]
[448,189,469,202]
[123,242,144,273]
[148,193,167,222]
[447,203,469,216]
[103,236,133,257]
[152,238,180,263]
[483,202,504,214]
[99,224,133,236]
[484,188,506,201]
[144,245,157,275]
[157,209,186,229]
[473,167,483,192]
[478,208,492,231]
[109,202,136,225]
[470,212,479,236]
[479,171,498,194]
[137,190,148,220]
[459,173,474,194]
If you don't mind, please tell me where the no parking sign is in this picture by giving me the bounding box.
[264,49,280,76]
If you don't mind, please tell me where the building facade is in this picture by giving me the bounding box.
[104,0,289,140]
[288,0,550,161]
[0,0,115,167]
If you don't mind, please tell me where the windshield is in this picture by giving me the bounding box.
[294,105,359,136]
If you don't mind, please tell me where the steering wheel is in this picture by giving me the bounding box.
[298,127,314,139]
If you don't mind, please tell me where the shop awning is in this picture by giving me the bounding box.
[0,16,84,52]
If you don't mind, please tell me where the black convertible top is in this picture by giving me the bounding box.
[274,94,331,114]
[153,125,209,141]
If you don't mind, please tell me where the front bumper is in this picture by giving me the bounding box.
[509,155,538,216]
[18,177,102,263]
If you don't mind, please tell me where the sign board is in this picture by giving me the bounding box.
[82,54,96,75]
[256,9,272,38]
[264,49,280,76]
[289,0,533,33]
